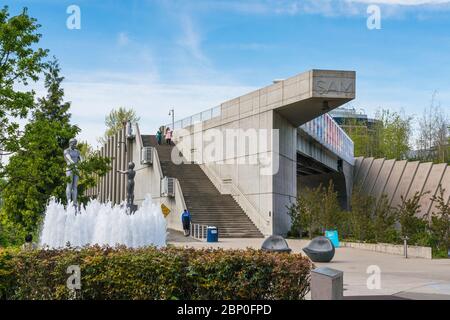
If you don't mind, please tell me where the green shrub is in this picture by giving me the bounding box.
[395,192,430,246]
[372,195,399,243]
[427,186,450,258]
[0,246,312,300]
[288,181,344,239]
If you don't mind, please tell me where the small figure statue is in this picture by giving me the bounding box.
[64,138,82,207]
[118,161,136,213]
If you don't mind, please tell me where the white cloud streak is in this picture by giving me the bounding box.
[184,0,450,17]
[349,0,450,5]
[63,72,255,149]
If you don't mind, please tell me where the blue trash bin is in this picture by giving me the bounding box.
[325,230,340,248]
[207,226,218,242]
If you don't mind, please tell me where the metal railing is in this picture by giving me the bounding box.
[190,223,208,241]
[300,113,354,164]
[166,106,221,130]
[165,104,354,164]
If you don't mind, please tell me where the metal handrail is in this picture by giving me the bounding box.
[190,223,209,241]
[164,104,354,164]
[165,105,221,130]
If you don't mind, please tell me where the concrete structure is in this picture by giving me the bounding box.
[310,267,344,300]
[340,241,432,259]
[353,157,449,218]
[170,69,355,235]
[88,69,356,236]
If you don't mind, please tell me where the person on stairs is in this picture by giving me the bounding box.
[165,127,172,145]
[181,209,191,236]
[156,128,162,145]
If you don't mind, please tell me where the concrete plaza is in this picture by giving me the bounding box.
[168,231,450,300]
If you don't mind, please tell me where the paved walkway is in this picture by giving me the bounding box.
[168,234,450,299]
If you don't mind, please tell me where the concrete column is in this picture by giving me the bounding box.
[272,111,297,235]
[122,128,128,201]
[117,130,123,203]
[106,137,111,202]
[118,130,124,203]
[111,135,117,204]
[117,134,121,204]
[100,146,105,202]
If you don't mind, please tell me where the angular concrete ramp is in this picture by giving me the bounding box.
[418,163,447,218]
[355,157,374,187]
[354,157,449,218]
[406,162,433,200]
[382,160,407,205]
[391,161,419,209]
[362,158,385,194]
[371,159,395,202]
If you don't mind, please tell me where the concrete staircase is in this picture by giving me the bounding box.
[142,135,263,238]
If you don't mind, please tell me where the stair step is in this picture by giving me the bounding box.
[142,135,264,238]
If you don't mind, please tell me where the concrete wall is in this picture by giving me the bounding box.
[340,241,432,259]
[85,127,127,204]
[86,124,186,232]
[354,157,449,218]
[172,69,355,236]
[179,109,277,236]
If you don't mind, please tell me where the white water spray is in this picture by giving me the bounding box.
[39,195,167,248]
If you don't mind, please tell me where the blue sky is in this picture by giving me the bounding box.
[4,0,450,147]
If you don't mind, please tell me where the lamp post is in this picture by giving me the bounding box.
[403,236,409,259]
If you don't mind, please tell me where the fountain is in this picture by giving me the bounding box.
[39,196,167,248]
[39,139,167,249]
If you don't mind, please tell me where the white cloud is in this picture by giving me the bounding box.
[187,0,450,17]
[348,0,450,5]
[62,72,256,149]
[177,15,209,65]
[117,32,129,46]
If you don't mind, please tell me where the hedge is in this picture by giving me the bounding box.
[0,246,312,300]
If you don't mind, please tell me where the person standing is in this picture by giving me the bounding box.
[156,128,162,145]
[181,209,191,236]
[165,127,173,145]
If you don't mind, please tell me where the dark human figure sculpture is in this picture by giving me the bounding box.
[118,162,137,213]
[303,236,335,262]
[22,234,37,251]
[64,138,82,207]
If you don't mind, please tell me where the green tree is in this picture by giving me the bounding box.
[415,92,449,163]
[375,109,412,160]
[288,185,322,238]
[427,186,450,257]
[394,192,430,246]
[99,107,140,144]
[344,109,412,159]
[0,60,109,244]
[341,117,374,157]
[372,194,398,243]
[0,6,48,160]
[75,143,111,205]
[348,187,374,241]
[321,180,343,232]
